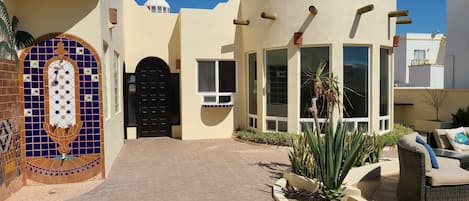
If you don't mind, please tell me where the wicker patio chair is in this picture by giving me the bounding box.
[397,133,469,201]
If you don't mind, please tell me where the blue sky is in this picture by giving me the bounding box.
[135,0,446,35]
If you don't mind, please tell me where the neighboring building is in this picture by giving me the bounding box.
[144,0,170,13]
[0,0,398,195]
[445,0,469,89]
[394,33,446,88]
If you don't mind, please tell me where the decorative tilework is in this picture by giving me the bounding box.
[0,119,13,152]
[31,60,39,68]
[47,60,77,128]
[20,33,103,184]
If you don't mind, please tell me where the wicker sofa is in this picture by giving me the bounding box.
[397,132,469,201]
[431,127,469,150]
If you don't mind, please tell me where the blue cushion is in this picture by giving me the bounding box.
[416,136,439,169]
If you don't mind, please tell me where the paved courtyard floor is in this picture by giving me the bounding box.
[9,138,290,201]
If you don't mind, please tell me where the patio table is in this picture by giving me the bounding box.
[433,149,469,170]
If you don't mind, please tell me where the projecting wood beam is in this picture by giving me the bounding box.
[261,12,276,20]
[396,18,412,24]
[233,19,249,25]
[309,6,318,15]
[388,10,409,17]
[356,4,374,15]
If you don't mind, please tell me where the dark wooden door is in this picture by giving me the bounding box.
[136,58,171,137]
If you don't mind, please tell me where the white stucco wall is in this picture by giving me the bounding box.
[99,0,126,177]
[394,33,445,84]
[445,0,469,89]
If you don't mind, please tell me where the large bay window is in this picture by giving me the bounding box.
[266,49,288,132]
[197,60,236,105]
[343,46,369,131]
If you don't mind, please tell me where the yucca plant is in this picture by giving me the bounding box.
[289,133,317,179]
[0,1,34,65]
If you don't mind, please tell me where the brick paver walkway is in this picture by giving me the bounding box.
[70,138,290,201]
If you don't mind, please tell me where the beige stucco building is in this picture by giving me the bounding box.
[0,0,397,191]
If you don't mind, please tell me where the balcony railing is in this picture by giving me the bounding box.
[410,59,431,66]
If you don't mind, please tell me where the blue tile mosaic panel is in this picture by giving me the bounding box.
[22,35,102,159]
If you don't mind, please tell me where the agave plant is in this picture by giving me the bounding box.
[301,61,366,200]
[0,1,34,64]
[305,121,365,201]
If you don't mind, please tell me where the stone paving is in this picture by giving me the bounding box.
[69,138,290,201]
[7,138,402,201]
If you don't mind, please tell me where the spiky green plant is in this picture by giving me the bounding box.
[352,133,384,167]
[305,122,365,201]
[0,1,34,65]
[289,133,317,179]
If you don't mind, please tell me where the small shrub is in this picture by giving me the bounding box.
[289,134,317,179]
[452,107,469,128]
[378,124,413,147]
[234,130,298,146]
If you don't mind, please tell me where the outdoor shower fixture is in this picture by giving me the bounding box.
[43,41,82,160]
[356,4,374,15]
[261,12,276,20]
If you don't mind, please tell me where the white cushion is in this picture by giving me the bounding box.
[446,127,469,152]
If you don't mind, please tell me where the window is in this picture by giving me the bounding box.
[266,49,288,132]
[413,50,425,65]
[300,47,329,118]
[380,49,390,116]
[343,46,369,118]
[248,53,257,115]
[248,53,257,129]
[113,52,120,113]
[266,49,288,111]
[150,6,156,13]
[157,6,162,13]
[125,74,137,127]
[380,48,391,131]
[197,60,236,104]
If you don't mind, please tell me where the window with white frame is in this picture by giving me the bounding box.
[380,48,391,131]
[266,49,288,132]
[343,46,369,131]
[114,52,120,113]
[413,49,426,65]
[197,60,236,105]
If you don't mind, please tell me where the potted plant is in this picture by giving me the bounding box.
[305,63,365,200]
[415,89,452,132]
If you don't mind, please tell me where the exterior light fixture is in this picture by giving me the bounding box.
[294,32,303,45]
